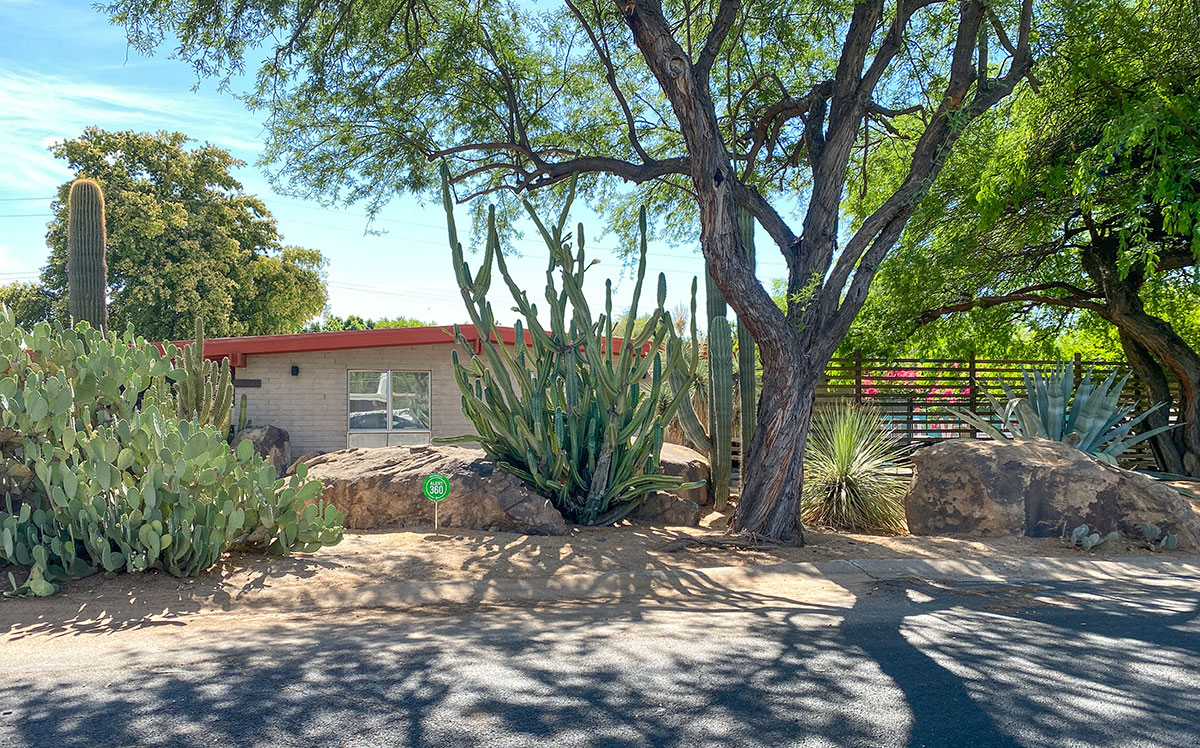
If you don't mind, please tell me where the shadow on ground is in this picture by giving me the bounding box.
[2,570,1198,748]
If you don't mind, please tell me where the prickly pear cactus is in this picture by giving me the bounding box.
[0,307,343,597]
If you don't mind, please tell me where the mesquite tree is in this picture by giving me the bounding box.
[875,3,1200,476]
[106,0,1043,541]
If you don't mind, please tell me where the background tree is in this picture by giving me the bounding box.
[105,0,1042,541]
[854,1,1200,474]
[0,283,54,331]
[301,314,434,332]
[38,128,328,340]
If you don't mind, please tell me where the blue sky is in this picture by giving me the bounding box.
[0,0,788,327]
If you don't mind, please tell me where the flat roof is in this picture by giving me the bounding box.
[168,325,516,367]
[167,324,649,367]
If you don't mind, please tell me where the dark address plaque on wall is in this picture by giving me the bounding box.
[232,379,262,388]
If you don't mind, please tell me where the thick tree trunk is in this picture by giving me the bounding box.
[1117,330,1187,475]
[733,350,817,543]
[1103,305,1200,476]
[1084,241,1200,476]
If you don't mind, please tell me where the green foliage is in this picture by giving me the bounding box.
[1065,524,1118,552]
[65,178,108,333]
[440,166,701,525]
[800,404,909,534]
[851,1,1200,360]
[0,307,343,597]
[166,317,234,437]
[0,283,52,330]
[42,128,328,340]
[1141,522,1179,552]
[301,315,434,333]
[949,363,1175,464]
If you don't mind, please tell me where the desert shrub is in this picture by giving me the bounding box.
[0,308,343,596]
[801,403,909,534]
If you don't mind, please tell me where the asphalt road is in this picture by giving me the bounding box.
[2,573,1198,748]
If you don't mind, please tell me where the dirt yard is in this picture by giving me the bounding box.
[4,510,1182,614]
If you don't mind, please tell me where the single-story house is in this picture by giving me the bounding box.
[192,326,519,456]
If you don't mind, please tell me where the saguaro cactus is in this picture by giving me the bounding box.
[440,164,702,525]
[66,178,108,333]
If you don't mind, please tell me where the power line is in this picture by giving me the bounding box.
[271,197,790,268]
[0,197,54,202]
[0,213,52,218]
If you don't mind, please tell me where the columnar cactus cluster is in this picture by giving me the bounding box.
[170,316,234,436]
[65,178,108,333]
[440,165,703,525]
[670,211,758,510]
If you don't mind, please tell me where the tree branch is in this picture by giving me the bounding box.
[917,284,1106,323]
[566,0,650,161]
[695,0,741,84]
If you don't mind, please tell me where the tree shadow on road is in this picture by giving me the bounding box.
[2,572,1199,747]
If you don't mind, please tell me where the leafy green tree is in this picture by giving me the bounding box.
[0,282,53,330]
[40,128,328,340]
[858,2,1200,475]
[104,0,1042,540]
[301,314,433,332]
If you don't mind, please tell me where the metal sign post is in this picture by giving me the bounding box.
[422,473,451,531]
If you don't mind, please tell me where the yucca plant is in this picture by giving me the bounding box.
[948,362,1175,465]
[801,403,909,534]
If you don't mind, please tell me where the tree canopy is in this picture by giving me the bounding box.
[103,0,1044,540]
[852,0,1200,472]
[301,314,434,332]
[39,128,329,340]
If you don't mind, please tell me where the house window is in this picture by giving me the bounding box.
[348,370,432,434]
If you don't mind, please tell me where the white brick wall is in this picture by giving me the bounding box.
[234,343,476,455]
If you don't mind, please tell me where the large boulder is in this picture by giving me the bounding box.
[232,425,292,478]
[659,442,711,507]
[302,445,569,535]
[905,438,1200,548]
[630,491,702,527]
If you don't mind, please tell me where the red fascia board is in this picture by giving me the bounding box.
[157,324,649,365]
[160,325,514,364]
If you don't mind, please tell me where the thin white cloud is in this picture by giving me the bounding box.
[0,65,263,190]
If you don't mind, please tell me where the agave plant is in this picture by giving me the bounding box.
[948,363,1175,465]
[801,403,910,534]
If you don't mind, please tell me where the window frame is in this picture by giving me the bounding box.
[346,369,433,434]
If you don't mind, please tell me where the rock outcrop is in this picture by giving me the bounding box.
[232,425,292,478]
[904,438,1200,548]
[302,445,569,535]
[659,443,711,507]
[630,491,702,527]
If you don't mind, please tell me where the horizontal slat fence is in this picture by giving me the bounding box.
[812,351,1179,470]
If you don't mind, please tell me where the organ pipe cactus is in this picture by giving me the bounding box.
[66,178,108,333]
[171,317,234,436]
[439,164,702,525]
[669,209,758,510]
[736,209,758,461]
